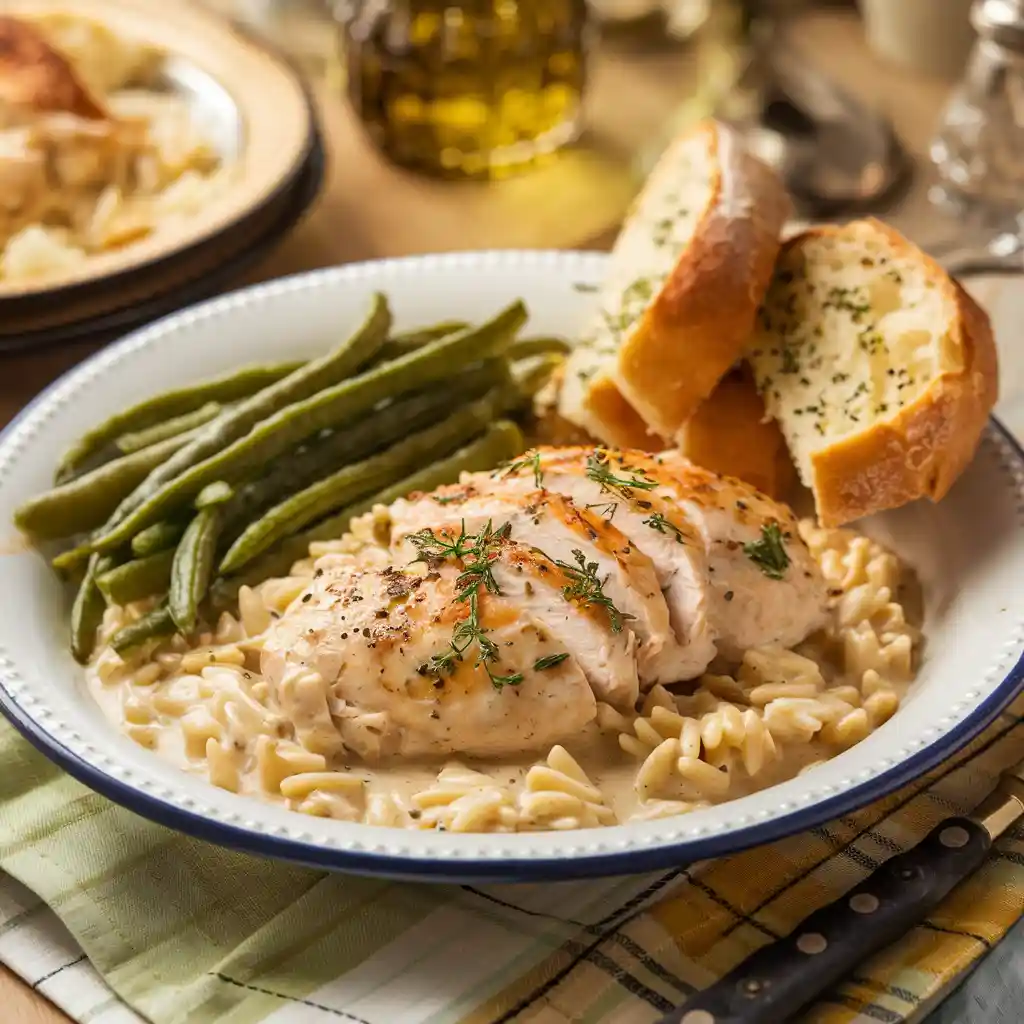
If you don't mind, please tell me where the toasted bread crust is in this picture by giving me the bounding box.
[676,367,796,501]
[801,220,999,526]
[612,121,790,438]
[0,15,106,122]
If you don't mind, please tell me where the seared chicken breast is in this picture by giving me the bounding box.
[260,445,829,762]
[389,486,683,686]
[496,447,717,680]
[609,450,827,658]
[261,561,598,760]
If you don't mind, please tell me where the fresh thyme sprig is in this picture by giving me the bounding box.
[534,653,569,671]
[585,500,618,521]
[643,511,685,544]
[407,522,472,563]
[411,521,522,689]
[585,450,657,498]
[501,450,544,488]
[554,548,632,633]
[743,521,790,580]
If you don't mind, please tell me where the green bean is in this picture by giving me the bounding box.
[169,505,224,634]
[16,430,198,543]
[377,320,468,362]
[513,353,565,399]
[508,335,571,360]
[88,300,527,554]
[218,385,514,574]
[110,606,175,655]
[115,402,223,455]
[70,553,114,664]
[97,550,174,606]
[221,358,508,534]
[100,294,391,527]
[209,420,524,611]
[131,521,186,558]
[54,361,305,484]
[195,481,234,509]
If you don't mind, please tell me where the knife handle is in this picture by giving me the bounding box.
[659,817,991,1024]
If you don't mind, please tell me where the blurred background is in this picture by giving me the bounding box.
[197,0,1018,277]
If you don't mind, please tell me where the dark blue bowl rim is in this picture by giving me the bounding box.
[0,301,1021,881]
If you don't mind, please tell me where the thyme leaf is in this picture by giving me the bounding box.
[533,653,569,671]
[502,450,544,488]
[585,450,657,498]
[743,521,790,580]
[643,511,685,543]
[554,548,632,633]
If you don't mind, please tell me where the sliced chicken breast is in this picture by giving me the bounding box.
[629,450,829,657]
[392,525,640,709]
[261,562,597,760]
[492,446,717,682]
[388,486,684,686]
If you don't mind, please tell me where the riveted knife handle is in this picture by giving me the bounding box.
[659,817,991,1024]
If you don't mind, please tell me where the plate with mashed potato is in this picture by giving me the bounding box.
[0,0,317,333]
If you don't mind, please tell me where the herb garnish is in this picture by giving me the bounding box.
[554,548,631,633]
[409,521,522,689]
[585,450,657,498]
[533,653,570,671]
[585,500,618,521]
[431,492,466,505]
[743,522,790,580]
[643,512,685,543]
[503,450,544,487]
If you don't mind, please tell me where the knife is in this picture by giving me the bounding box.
[657,762,1024,1024]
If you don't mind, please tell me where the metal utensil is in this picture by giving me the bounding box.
[657,760,1024,1024]
[720,5,910,217]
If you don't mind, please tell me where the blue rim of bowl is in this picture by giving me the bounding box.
[0,331,1021,882]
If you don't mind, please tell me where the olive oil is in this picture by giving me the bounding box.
[342,0,593,179]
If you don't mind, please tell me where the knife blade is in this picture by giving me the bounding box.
[657,761,1024,1024]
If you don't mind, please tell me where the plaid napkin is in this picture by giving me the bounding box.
[2,689,1024,1024]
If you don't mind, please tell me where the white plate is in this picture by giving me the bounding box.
[0,251,1022,882]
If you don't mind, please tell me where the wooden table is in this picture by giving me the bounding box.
[0,7,958,1020]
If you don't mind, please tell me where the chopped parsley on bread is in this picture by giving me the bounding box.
[557,118,791,446]
[746,219,999,526]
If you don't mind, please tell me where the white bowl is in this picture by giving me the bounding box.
[0,251,1021,882]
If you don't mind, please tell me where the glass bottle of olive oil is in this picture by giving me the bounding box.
[341,0,593,179]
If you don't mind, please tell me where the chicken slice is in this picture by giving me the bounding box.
[388,485,684,686]
[261,562,597,760]
[492,446,717,682]
[627,450,829,658]
[392,524,640,709]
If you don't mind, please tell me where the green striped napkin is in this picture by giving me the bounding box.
[6,694,1024,1024]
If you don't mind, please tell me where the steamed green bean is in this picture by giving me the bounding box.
[54,361,305,484]
[110,606,175,655]
[97,551,174,606]
[116,402,223,455]
[210,420,523,610]
[169,505,224,634]
[220,358,509,535]
[88,301,526,553]
[70,553,114,664]
[16,430,198,543]
[508,335,571,361]
[131,521,186,558]
[98,293,391,528]
[377,320,468,362]
[218,384,515,574]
